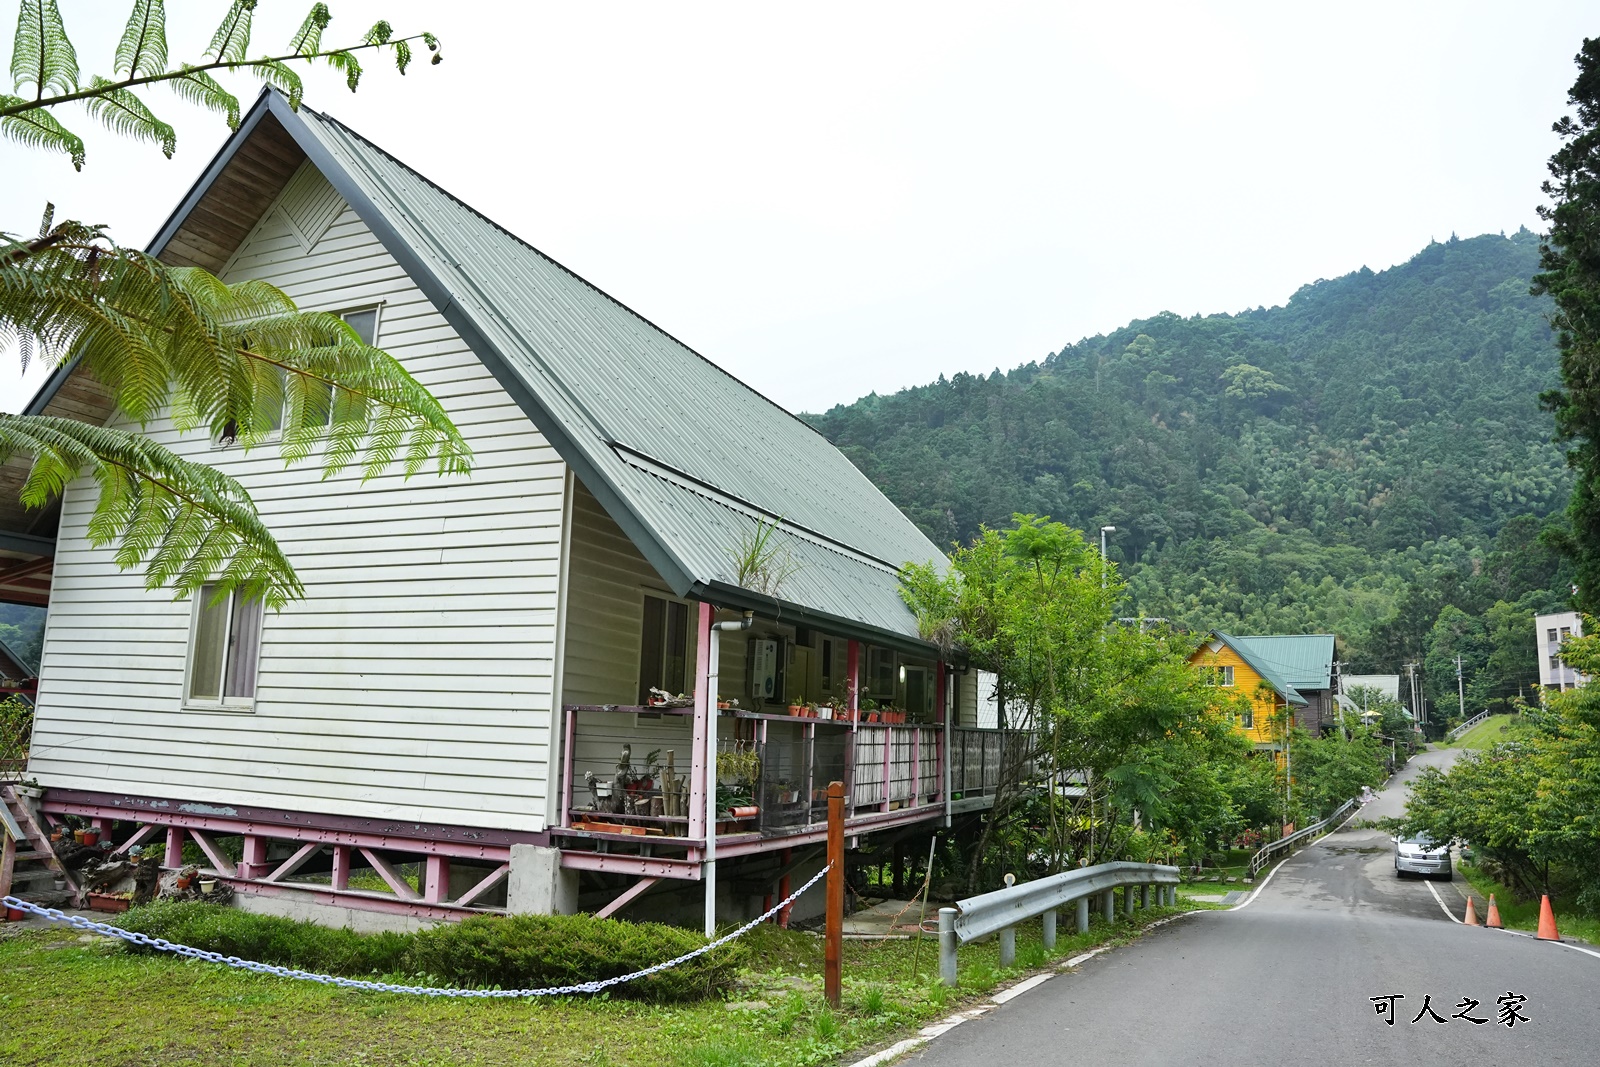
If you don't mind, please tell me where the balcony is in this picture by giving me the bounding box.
[557,705,950,864]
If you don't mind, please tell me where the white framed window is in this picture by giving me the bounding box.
[185,585,264,709]
[638,594,690,704]
[216,305,383,444]
[1241,706,1254,729]
[1203,665,1235,687]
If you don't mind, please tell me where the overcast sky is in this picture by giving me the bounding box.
[2,2,1594,415]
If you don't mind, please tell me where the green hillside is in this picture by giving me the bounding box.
[809,230,1572,716]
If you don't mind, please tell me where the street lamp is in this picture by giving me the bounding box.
[1099,525,1116,589]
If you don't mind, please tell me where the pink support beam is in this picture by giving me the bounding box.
[110,823,159,858]
[265,842,323,883]
[164,827,184,868]
[424,855,451,904]
[559,851,702,880]
[453,863,510,908]
[594,876,661,919]
[359,848,421,901]
[331,845,351,891]
[561,698,578,829]
[189,829,237,876]
[238,835,268,879]
[688,601,713,842]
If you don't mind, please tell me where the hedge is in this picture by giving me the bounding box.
[118,902,743,1002]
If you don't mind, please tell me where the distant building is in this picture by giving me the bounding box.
[1191,632,1309,752]
[1338,674,1415,728]
[1226,634,1338,735]
[1536,611,1585,691]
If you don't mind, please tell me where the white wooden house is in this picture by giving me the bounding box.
[5,90,1022,928]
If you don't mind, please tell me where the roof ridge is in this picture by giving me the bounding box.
[300,102,838,450]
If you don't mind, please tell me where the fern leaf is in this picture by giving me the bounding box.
[82,77,175,157]
[286,3,330,56]
[246,58,302,110]
[204,0,255,64]
[364,21,392,46]
[114,0,167,78]
[0,94,84,168]
[166,67,239,129]
[11,0,78,99]
[0,414,301,609]
[392,39,411,75]
[325,48,362,92]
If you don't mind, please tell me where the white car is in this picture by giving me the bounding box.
[1394,833,1453,881]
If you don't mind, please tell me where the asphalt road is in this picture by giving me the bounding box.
[906,746,1600,1066]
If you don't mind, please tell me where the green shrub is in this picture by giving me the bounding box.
[406,912,745,1002]
[119,901,744,1003]
[121,901,410,976]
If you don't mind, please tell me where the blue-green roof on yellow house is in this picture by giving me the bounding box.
[1229,635,1336,692]
[1208,632,1309,706]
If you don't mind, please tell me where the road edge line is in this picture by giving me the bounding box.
[1231,803,1365,912]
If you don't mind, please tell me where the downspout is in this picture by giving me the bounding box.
[705,610,754,938]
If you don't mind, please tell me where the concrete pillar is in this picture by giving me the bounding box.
[1077,896,1090,934]
[1042,909,1056,950]
[999,925,1016,968]
[939,907,958,986]
[506,844,578,915]
[1102,889,1114,922]
[1123,886,1134,917]
[1141,884,1150,909]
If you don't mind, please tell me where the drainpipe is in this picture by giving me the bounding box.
[705,610,754,938]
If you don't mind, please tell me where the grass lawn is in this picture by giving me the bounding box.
[1448,714,1527,750]
[0,898,1206,1067]
[1455,861,1600,947]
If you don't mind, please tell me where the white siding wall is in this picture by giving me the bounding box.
[30,171,565,831]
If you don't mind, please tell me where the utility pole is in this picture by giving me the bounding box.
[1404,661,1420,727]
[1099,525,1116,590]
[1455,655,1466,724]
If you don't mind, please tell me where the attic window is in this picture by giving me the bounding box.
[216,307,381,445]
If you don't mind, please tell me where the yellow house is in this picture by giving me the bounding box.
[1190,631,1306,751]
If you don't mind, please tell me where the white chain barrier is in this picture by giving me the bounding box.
[2,862,830,998]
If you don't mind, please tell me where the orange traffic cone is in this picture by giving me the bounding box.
[1464,896,1480,925]
[1485,894,1503,929]
[1537,894,1560,941]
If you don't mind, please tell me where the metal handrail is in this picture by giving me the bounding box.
[937,860,1179,984]
[1247,797,1359,877]
[1446,710,1490,741]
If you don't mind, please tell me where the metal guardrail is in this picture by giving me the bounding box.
[1247,797,1359,877]
[1446,710,1490,741]
[937,860,1179,984]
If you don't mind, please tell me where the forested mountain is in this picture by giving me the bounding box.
[809,230,1573,717]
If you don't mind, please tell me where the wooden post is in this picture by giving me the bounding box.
[825,780,844,1008]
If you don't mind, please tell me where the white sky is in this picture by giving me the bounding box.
[2,1,1594,415]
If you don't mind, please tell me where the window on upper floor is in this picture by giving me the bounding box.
[1241,706,1254,729]
[1548,627,1560,645]
[1201,665,1235,687]
[638,594,689,704]
[217,306,381,444]
[186,584,264,708]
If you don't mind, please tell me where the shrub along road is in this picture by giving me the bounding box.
[904,750,1600,1067]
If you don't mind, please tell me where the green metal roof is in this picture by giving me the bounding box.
[230,93,943,648]
[1210,632,1308,706]
[1229,634,1335,692]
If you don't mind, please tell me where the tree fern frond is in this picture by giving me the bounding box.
[364,21,393,46]
[0,94,84,168]
[114,0,168,79]
[165,67,239,129]
[391,39,411,75]
[286,3,331,56]
[11,0,78,99]
[325,48,361,92]
[204,0,255,64]
[0,413,301,608]
[82,77,174,157]
[244,58,302,110]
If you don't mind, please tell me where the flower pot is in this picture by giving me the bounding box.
[199,879,217,895]
[816,707,833,721]
[788,705,805,716]
[72,829,87,845]
[80,830,100,847]
[4,907,25,922]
